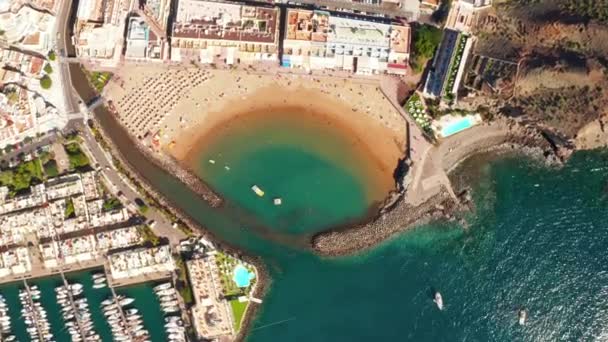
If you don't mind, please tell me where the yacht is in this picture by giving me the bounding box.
[434,291,444,310]
[119,298,135,306]
[93,283,107,289]
[154,283,172,292]
[518,308,527,325]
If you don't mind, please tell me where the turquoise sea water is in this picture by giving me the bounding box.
[182,119,608,342]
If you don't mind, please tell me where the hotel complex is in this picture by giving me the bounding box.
[71,0,413,73]
[170,0,279,64]
[282,9,410,74]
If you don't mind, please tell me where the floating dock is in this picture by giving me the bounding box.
[251,185,264,197]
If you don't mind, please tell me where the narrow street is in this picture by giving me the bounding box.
[74,120,187,247]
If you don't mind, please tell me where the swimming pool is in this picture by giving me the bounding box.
[440,117,476,137]
[233,265,255,288]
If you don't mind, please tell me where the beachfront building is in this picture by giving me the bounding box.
[170,0,279,64]
[125,16,165,61]
[188,256,234,340]
[73,0,128,64]
[281,9,410,75]
[422,28,473,101]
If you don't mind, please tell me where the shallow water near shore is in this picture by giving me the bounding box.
[92,105,608,341]
[194,146,608,342]
[188,109,394,235]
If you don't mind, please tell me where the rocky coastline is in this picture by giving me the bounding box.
[311,118,567,257]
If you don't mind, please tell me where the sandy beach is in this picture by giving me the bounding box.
[105,64,408,196]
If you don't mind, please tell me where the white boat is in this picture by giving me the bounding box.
[126,308,138,315]
[69,284,83,291]
[93,283,107,289]
[101,299,113,306]
[434,292,444,310]
[153,283,172,292]
[5,335,15,341]
[165,316,181,323]
[162,306,179,313]
[161,300,179,307]
[94,277,106,285]
[92,273,105,280]
[157,289,176,297]
[119,298,134,306]
[168,333,183,340]
[518,309,527,325]
[131,324,144,332]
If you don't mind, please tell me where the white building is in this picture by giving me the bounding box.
[282,10,410,75]
[171,0,279,64]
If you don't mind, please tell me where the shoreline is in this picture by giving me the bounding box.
[311,118,562,256]
[87,113,270,342]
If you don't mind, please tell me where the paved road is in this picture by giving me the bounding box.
[55,0,80,114]
[75,121,187,246]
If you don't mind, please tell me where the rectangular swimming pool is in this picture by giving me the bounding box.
[441,117,476,137]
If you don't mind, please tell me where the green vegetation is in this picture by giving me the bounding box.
[0,159,44,194]
[40,75,52,89]
[410,25,442,73]
[48,51,56,61]
[43,159,59,177]
[405,93,433,133]
[175,257,194,306]
[64,197,75,219]
[102,197,123,212]
[230,300,248,331]
[43,63,53,74]
[216,252,248,297]
[560,0,608,23]
[3,88,18,104]
[137,225,160,246]
[64,143,90,169]
[86,71,112,93]
[443,34,469,102]
[138,203,149,214]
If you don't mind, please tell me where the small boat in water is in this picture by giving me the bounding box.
[251,185,264,197]
[101,299,113,306]
[93,283,107,289]
[518,308,527,325]
[94,277,106,285]
[120,298,135,306]
[434,291,444,310]
[69,283,83,291]
[154,283,172,292]
[92,273,105,280]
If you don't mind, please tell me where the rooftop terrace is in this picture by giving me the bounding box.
[172,0,278,44]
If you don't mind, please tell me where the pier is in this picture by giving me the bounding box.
[106,267,135,340]
[21,280,46,341]
[58,271,89,341]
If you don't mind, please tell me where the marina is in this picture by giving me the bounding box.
[0,269,182,342]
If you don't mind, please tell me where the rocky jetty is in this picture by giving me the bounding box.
[312,188,463,256]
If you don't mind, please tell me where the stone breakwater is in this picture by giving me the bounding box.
[312,118,563,257]
[151,151,223,208]
[312,188,463,256]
